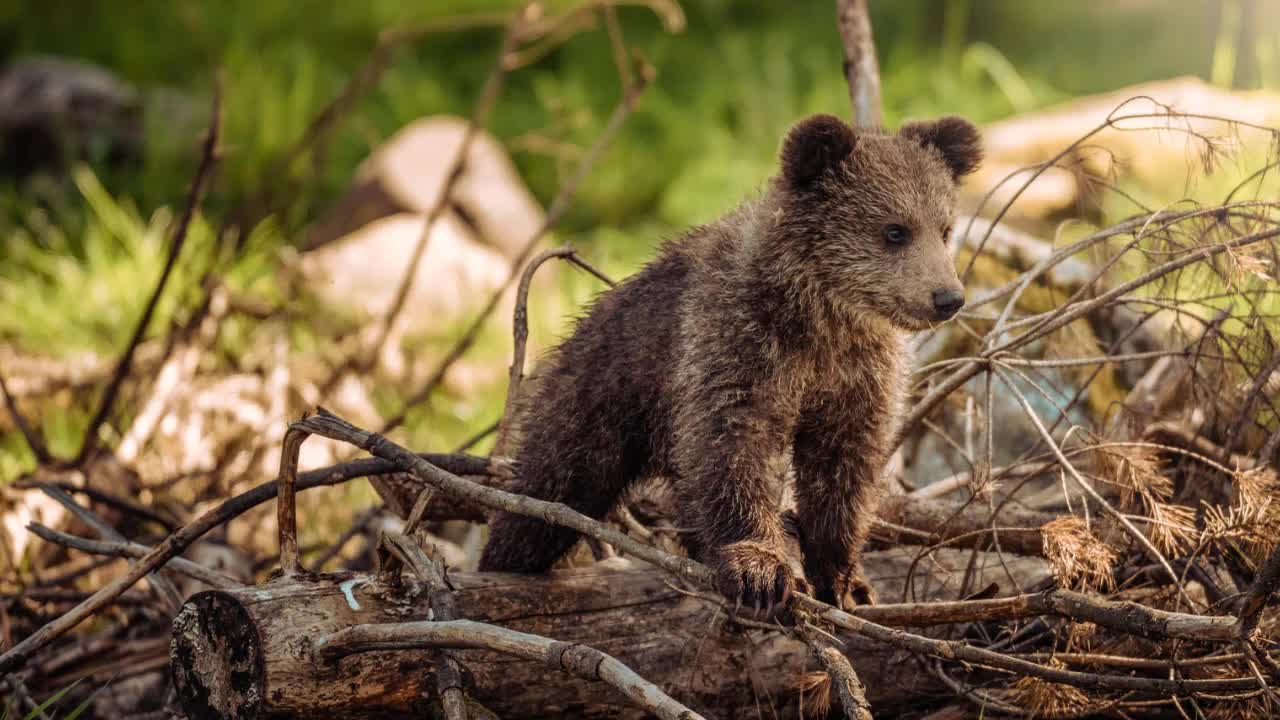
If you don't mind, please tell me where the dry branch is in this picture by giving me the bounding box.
[319,619,705,720]
[376,532,469,719]
[27,523,241,590]
[0,366,50,463]
[493,245,582,456]
[798,622,874,720]
[74,75,222,466]
[357,8,526,378]
[836,0,882,127]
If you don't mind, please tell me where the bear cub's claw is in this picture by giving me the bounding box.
[715,539,809,620]
[813,566,877,611]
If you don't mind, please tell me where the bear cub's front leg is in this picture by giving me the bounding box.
[673,379,810,617]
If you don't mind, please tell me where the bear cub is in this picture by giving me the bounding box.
[480,113,981,613]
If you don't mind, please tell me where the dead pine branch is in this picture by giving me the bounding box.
[992,365,1192,603]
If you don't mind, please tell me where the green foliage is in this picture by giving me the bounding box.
[0,167,276,356]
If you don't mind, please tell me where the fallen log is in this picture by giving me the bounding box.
[170,548,1049,719]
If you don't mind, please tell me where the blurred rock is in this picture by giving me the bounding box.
[301,212,510,327]
[299,116,552,379]
[302,115,545,258]
[0,56,143,177]
[300,212,515,378]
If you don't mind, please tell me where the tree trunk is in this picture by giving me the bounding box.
[170,548,1048,719]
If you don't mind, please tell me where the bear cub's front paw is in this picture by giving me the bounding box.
[714,539,809,619]
[812,565,877,610]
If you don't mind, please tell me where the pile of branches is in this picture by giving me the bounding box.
[3,1,1280,718]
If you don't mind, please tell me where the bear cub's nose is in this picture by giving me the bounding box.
[932,288,965,320]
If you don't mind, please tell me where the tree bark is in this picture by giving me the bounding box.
[171,548,1048,719]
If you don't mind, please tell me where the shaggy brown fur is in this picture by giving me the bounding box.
[479,113,982,612]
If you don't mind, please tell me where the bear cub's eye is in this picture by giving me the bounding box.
[882,224,911,245]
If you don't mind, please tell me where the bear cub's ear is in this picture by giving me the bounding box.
[780,114,858,188]
[899,116,983,182]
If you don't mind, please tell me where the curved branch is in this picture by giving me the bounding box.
[315,619,704,720]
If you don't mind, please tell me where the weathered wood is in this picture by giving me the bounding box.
[171,548,1048,719]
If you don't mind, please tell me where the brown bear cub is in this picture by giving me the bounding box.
[480,113,981,613]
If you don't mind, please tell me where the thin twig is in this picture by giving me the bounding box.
[0,367,50,464]
[27,523,241,590]
[356,7,527,379]
[309,506,380,572]
[492,245,576,456]
[898,223,1280,449]
[74,76,223,466]
[34,482,184,611]
[275,416,308,576]
[992,366,1194,606]
[18,479,179,532]
[378,532,470,719]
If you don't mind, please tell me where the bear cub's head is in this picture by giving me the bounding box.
[776,113,982,331]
